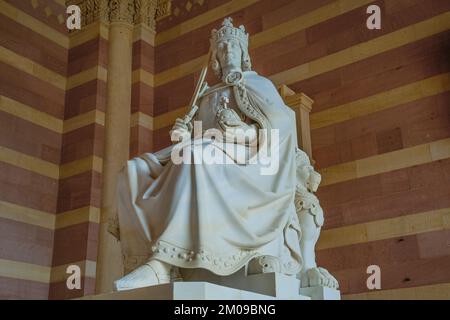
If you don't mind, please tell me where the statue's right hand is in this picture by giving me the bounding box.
[173,118,193,133]
[170,118,192,143]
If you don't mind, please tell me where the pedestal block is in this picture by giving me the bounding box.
[81,272,340,300]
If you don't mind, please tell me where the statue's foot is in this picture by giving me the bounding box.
[113,259,171,291]
[300,267,339,289]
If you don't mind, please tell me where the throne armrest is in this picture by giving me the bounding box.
[278,85,314,162]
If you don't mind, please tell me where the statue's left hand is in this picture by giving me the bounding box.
[220,118,257,143]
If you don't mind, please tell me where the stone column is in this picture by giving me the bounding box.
[279,84,314,161]
[96,0,136,294]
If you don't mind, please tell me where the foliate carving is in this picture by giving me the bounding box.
[156,0,171,21]
[108,0,136,24]
[68,0,170,29]
[134,0,157,30]
[67,0,109,27]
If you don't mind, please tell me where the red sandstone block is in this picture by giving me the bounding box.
[155,0,294,73]
[48,276,96,300]
[262,0,333,31]
[129,126,140,159]
[132,40,154,73]
[338,183,450,227]
[318,174,383,208]
[307,0,370,47]
[0,161,58,213]
[154,74,195,116]
[330,255,450,294]
[152,125,172,152]
[313,143,342,169]
[318,160,450,227]
[417,230,450,259]
[157,0,228,32]
[351,132,378,160]
[310,50,448,113]
[311,92,450,166]
[131,82,154,115]
[258,35,326,76]
[51,222,98,266]
[291,31,449,113]
[0,110,62,164]
[65,80,107,119]
[408,160,447,190]
[0,217,53,266]
[317,233,421,271]
[376,127,404,154]
[0,14,67,76]
[379,169,411,195]
[137,125,153,155]
[0,276,49,299]
[0,63,64,118]
[61,124,96,164]
[56,171,101,213]
[68,37,108,76]
[311,124,335,149]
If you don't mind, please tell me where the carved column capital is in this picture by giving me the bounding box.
[67,0,171,31]
[108,0,136,25]
[134,0,157,30]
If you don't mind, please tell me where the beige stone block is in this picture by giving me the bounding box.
[320,161,357,186]
[0,259,50,283]
[0,200,55,229]
[67,66,107,90]
[365,209,448,242]
[356,144,431,179]
[55,206,100,229]
[430,138,450,161]
[63,110,105,134]
[317,223,368,250]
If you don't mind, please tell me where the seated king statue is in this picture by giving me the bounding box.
[112,17,338,291]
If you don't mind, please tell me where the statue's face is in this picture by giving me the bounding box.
[216,39,242,71]
[309,171,321,192]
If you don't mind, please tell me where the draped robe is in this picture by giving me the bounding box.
[116,71,303,276]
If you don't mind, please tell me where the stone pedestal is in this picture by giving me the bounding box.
[300,286,341,300]
[81,272,340,300]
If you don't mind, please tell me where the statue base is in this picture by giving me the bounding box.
[81,272,340,300]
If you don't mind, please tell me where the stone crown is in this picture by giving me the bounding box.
[210,17,249,49]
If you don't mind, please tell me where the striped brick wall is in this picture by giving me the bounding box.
[130,24,155,157]
[0,0,106,299]
[48,21,108,299]
[0,0,449,300]
[148,0,450,299]
[0,0,67,299]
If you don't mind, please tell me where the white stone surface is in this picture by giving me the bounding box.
[181,269,308,299]
[111,17,339,294]
[81,281,309,300]
[300,286,341,300]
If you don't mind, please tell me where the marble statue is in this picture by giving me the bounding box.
[111,17,338,292]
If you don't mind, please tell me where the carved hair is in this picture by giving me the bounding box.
[210,41,252,79]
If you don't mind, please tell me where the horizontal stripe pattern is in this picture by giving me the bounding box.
[1,0,449,300]
[0,258,96,284]
[344,282,450,300]
[319,138,450,186]
[318,208,450,250]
